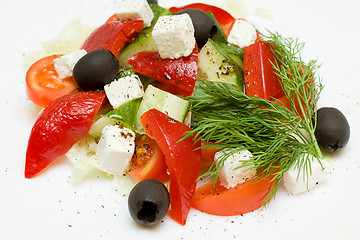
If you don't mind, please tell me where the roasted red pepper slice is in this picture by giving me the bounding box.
[169,3,236,37]
[128,46,198,97]
[140,109,201,225]
[25,91,106,178]
[82,20,144,58]
[243,41,284,100]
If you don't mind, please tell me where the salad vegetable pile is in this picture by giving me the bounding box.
[24,0,350,227]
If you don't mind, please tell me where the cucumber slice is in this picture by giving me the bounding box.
[118,4,173,68]
[105,98,142,131]
[135,85,190,134]
[216,42,244,69]
[89,98,142,138]
[197,38,243,88]
[89,116,116,139]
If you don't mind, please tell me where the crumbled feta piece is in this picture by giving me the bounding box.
[283,154,331,195]
[96,125,135,175]
[215,148,256,189]
[116,0,154,27]
[152,14,196,59]
[227,19,257,48]
[104,74,144,109]
[53,49,87,79]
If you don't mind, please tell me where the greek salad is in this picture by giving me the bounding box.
[24,0,350,227]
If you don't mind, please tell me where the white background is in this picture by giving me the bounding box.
[1,0,359,239]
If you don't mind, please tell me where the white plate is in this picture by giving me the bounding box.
[1,0,359,239]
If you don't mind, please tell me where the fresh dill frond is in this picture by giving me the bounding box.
[184,32,324,205]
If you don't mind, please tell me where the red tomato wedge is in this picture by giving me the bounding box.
[128,46,198,97]
[127,135,169,183]
[81,20,144,58]
[25,91,106,178]
[191,172,277,216]
[243,41,284,100]
[169,3,236,37]
[26,54,79,108]
[140,109,201,225]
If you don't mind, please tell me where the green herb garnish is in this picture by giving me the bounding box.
[183,32,324,205]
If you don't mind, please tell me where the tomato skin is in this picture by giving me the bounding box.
[140,109,201,225]
[26,54,79,108]
[127,135,169,183]
[243,41,284,100]
[81,20,144,58]
[128,46,198,97]
[25,91,106,178]
[169,3,236,37]
[191,173,277,216]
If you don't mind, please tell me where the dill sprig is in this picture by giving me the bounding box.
[184,32,324,204]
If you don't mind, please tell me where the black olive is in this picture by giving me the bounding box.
[73,49,119,91]
[176,9,217,48]
[128,179,170,226]
[315,107,350,153]
[147,0,157,4]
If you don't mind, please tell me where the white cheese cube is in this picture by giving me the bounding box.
[96,125,135,175]
[104,74,144,109]
[53,49,87,79]
[227,19,257,48]
[215,148,256,189]
[116,0,154,27]
[152,14,196,59]
[283,154,331,195]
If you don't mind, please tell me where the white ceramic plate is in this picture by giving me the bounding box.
[1,0,359,239]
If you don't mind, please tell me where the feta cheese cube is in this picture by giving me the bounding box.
[283,154,331,195]
[152,14,196,59]
[215,148,256,189]
[53,49,87,79]
[116,0,154,27]
[227,19,257,48]
[104,74,144,109]
[96,125,135,175]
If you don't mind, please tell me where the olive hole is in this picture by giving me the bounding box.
[209,25,218,41]
[137,201,159,223]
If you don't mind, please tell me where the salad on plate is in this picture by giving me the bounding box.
[24,0,350,227]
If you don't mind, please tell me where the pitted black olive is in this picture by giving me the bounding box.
[176,9,217,48]
[128,179,170,226]
[73,49,119,91]
[315,107,350,153]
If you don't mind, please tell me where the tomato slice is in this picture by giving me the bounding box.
[25,54,79,108]
[169,3,236,37]
[81,20,144,58]
[25,91,106,178]
[141,109,201,225]
[243,41,284,100]
[128,45,198,97]
[191,172,277,216]
[127,135,169,183]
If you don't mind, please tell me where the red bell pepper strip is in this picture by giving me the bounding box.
[140,109,201,225]
[169,3,236,37]
[82,20,144,58]
[243,41,284,100]
[128,45,198,97]
[191,172,277,216]
[25,91,106,178]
